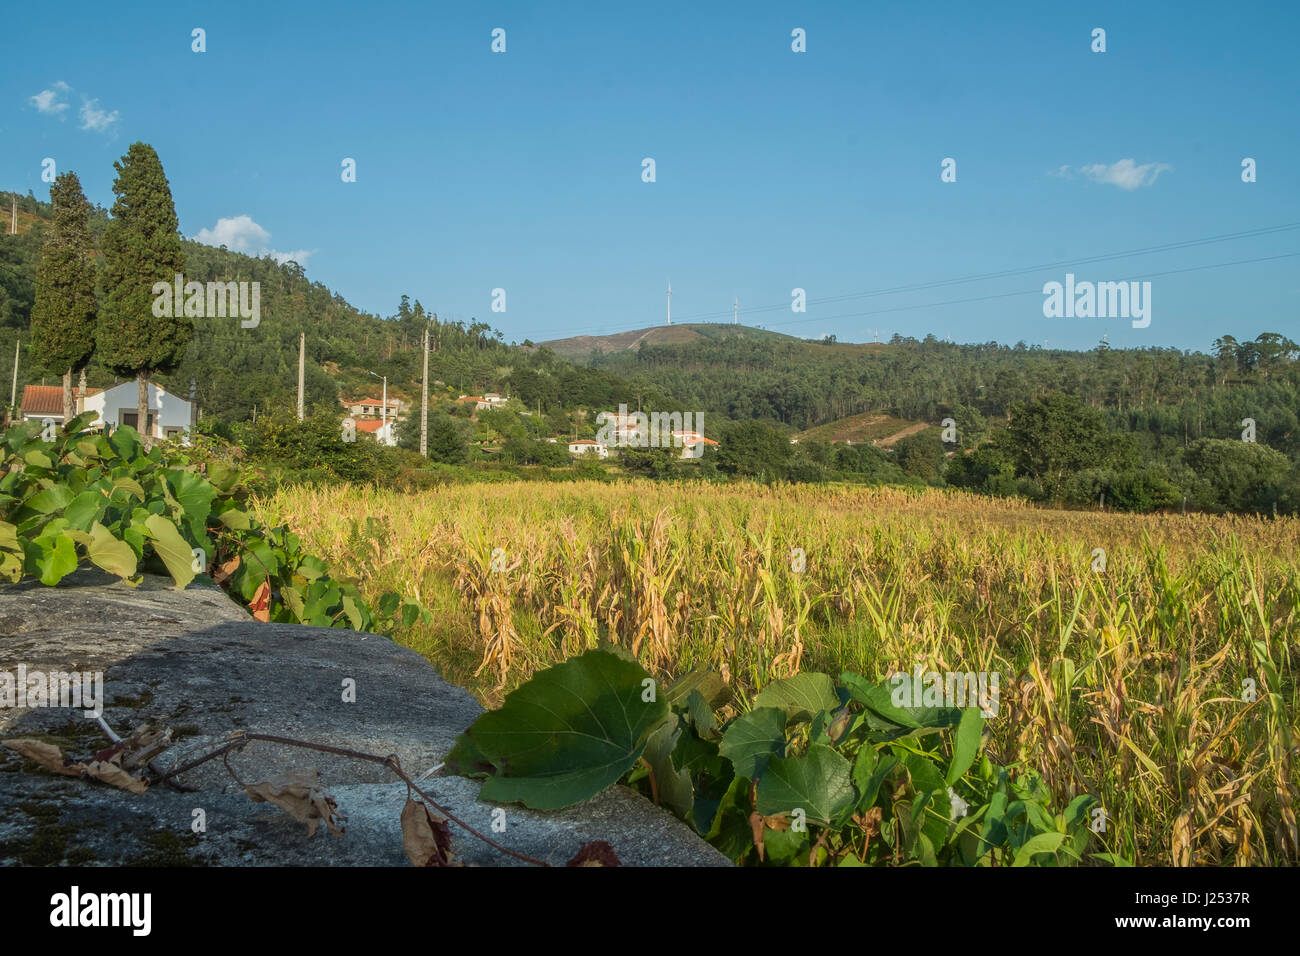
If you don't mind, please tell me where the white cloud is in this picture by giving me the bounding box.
[30,81,70,115]
[194,215,315,267]
[1076,159,1171,190]
[196,215,270,252]
[78,97,120,132]
[267,249,313,267]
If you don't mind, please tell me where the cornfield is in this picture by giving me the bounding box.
[255,480,1300,866]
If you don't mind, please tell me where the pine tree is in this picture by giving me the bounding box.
[30,171,97,421]
[97,143,189,446]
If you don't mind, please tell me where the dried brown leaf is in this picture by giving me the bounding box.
[565,840,621,867]
[749,810,766,862]
[213,555,240,586]
[400,798,455,866]
[249,578,272,622]
[245,768,344,837]
[2,738,82,776]
[82,757,148,794]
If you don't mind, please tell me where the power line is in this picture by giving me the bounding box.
[523,220,1300,341]
[670,221,1300,324]
[759,251,1300,330]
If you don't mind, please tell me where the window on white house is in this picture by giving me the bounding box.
[119,411,156,431]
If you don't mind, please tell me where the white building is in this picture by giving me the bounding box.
[343,396,402,418]
[567,438,608,459]
[457,393,509,412]
[21,382,194,441]
[355,418,399,447]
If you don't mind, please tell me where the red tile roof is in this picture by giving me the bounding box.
[354,419,388,433]
[342,396,400,407]
[20,385,102,416]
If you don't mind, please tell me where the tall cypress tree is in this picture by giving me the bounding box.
[30,171,97,421]
[98,143,189,446]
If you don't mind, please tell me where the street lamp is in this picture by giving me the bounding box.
[367,370,387,445]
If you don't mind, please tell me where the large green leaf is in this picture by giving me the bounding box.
[946,708,984,785]
[841,671,962,730]
[446,649,668,810]
[900,748,947,795]
[852,747,899,810]
[24,484,75,515]
[640,714,694,818]
[718,706,786,779]
[704,774,754,860]
[753,672,839,724]
[143,514,197,588]
[166,469,216,527]
[74,521,139,579]
[756,743,855,826]
[62,490,106,532]
[206,461,239,493]
[1013,831,1067,867]
[665,669,730,710]
[28,528,79,585]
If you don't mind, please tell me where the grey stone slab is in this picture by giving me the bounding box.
[0,571,731,867]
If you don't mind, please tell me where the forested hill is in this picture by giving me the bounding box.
[576,327,1300,460]
[0,189,666,424]
[538,322,798,359]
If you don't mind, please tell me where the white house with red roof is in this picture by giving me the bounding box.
[567,438,608,458]
[354,418,398,447]
[342,395,402,418]
[20,382,194,440]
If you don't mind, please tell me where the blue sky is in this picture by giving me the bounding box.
[4,0,1297,351]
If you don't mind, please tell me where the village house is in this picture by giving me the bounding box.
[567,438,608,459]
[354,418,398,447]
[671,429,719,460]
[456,393,509,412]
[20,382,194,441]
[342,396,402,418]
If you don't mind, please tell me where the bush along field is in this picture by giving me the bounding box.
[447,649,1120,866]
[260,480,1300,867]
[0,417,425,633]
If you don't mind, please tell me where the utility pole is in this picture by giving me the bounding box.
[10,198,16,236]
[297,332,305,421]
[420,324,429,456]
[368,370,387,446]
[733,297,738,325]
[666,281,672,326]
[10,338,18,411]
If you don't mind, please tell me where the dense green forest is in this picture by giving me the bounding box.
[580,328,1298,448]
[574,326,1296,463]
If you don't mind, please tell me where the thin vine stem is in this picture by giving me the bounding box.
[156,730,552,867]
